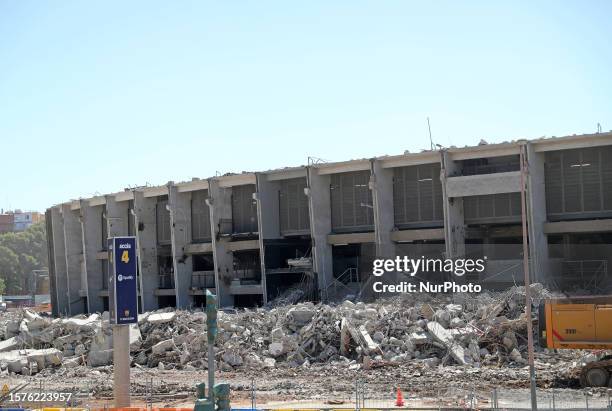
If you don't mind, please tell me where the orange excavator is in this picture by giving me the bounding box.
[539,296,612,387]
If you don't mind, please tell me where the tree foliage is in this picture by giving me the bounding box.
[0,222,47,294]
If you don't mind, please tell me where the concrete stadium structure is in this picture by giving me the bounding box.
[46,132,612,316]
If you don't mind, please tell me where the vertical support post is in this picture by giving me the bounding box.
[206,290,217,404]
[520,144,538,411]
[585,392,589,410]
[113,324,130,407]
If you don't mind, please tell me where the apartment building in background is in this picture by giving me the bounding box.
[0,210,44,233]
[44,132,612,316]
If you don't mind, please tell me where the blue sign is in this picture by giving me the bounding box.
[108,236,138,325]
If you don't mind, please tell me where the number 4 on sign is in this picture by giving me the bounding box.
[121,250,129,263]
[1,384,8,395]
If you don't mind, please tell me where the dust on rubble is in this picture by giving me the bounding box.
[0,284,602,401]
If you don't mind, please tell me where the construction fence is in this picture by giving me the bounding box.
[2,377,612,411]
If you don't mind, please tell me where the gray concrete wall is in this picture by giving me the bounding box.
[256,174,281,239]
[50,206,69,316]
[133,190,159,311]
[61,204,85,315]
[306,166,334,300]
[526,142,550,283]
[208,179,234,307]
[106,195,129,237]
[441,151,466,259]
[446,171,521,197]
[168,183,193,309]
[79,200,105,313]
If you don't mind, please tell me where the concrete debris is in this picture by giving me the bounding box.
[427,321,472,366]
[146,312,176,324]
[0,283,559,377]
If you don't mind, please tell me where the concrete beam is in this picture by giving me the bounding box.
[543,219,612,234]
[327,232,375,245]
[448,144,520,161]
[218,173,256,188]
[379,152,440,169]
[391,228,445,242]
[176,179,209,193]
[532,132,612,152]
[143,186,168,198]
[446,171,521,197]
[185,243,215,254]
[315,160,370,175]
[225,240,261,251]
[265,168,307,181]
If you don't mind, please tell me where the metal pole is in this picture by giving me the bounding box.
[208,342,214,402]
[520,144,538,411]
[585,392,589,410]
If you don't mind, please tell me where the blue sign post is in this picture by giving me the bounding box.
[108,236,138,325]
[108,236,138,407]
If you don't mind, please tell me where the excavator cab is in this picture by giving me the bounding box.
[539,296,612,387]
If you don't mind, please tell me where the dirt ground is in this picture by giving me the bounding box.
[3,352,611,410]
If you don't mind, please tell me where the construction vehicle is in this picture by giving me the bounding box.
[539,296,612,387]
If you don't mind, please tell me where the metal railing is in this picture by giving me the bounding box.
[158,273,175,289]
[191,270,215,289]
[558,259,608,291]
[327,267,360,299]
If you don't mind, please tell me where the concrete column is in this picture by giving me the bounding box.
[168,183,193,309]
[255,173,281,304]
[61,204,86,315]
[371,160,395,259]
[80,200,105,313]
[526,142,550,283]
[50,206,69,316]
[441,151,466,259]
[306,166,334,301]
[133,190,159,311]
[208,178,234,307]
[45,209,59,316]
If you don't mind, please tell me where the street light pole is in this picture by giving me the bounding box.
[520,144,538,411]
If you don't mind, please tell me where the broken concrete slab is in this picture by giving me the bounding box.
[0,336,20,352]
[87,348,113,367]
[147,312,176,324]
[426,321,472,366]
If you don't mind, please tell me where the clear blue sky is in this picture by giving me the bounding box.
[1,1,611,212]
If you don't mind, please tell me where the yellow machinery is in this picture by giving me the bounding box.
[539,296,612,387]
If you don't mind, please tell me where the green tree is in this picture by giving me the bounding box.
[0,245,21,293]
[0,222,48,294]
[0,277,6,295]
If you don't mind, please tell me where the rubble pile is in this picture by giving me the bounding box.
[1,284,557,377]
